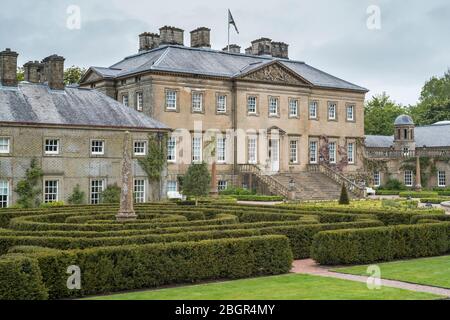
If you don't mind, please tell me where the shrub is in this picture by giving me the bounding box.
[220,187,254,196]
[399,191,439,198]
[0,254,48,300]
[40,201,65,209]
[181,163,211,202]
[100,184,121,204]
[68,185,86,205]
[311,223,449,265]
[339,184,350,205]
[382,178,407,191]
[21,235,293,299]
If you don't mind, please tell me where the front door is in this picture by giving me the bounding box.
[269,139,280,172]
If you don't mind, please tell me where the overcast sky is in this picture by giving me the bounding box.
[1,0,449,105]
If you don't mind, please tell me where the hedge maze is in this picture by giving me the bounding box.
[0,202,449,299]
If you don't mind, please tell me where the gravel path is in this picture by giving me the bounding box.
[291,259,450,297]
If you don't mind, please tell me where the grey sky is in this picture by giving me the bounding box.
[1,0,449,105]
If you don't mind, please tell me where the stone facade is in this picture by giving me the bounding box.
[0,125,167,206]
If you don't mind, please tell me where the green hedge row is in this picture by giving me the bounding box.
[399,191,439,198]
[0,254,48,300]
[230,195,285,202]
[17,235,293,299]
[375,190,400,195]
[259,220,383,259]
[311,223,450,265]
[410,214,450,224]
[420,198,450,204]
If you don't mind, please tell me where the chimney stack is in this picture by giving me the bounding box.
[42,55,65,90]
[190,27,211,48]
[271,42,289,59]
[159,26,184,46]
[139,32,160,52]
[23,61,44,83]
[0,48,19,87]
[251,38,272,56]
[245,47,252,55]
[222,44,241,54]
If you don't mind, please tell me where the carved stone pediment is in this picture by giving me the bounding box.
[237,62,311,86]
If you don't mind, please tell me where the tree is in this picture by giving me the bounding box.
[14,158,43,208]
[68,184,86,205]
[364,93,409,135]
[17,67,24,82]
[64,66,86,85]
[181,163,211,204]
[338,183,350,205]
[410,70,450,125]
[100,184,121,204]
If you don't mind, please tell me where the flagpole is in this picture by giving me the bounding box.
[227,10,230,52]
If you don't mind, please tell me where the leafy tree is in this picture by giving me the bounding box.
[64,66,86,85]
[100,184,121,204]
[17,67,24,82]
[181,163,211,205]
[14,158,43,208]
[364,93,409,135]
[410,70,450,125]
[68,184,86,205]
[338,183,350,205]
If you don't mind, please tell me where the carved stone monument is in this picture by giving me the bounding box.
[116,131,137,222]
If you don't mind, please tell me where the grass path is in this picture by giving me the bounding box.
[87,274,441,300]
[333,255,450,289]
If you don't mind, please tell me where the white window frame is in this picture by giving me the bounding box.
[136,92,143,111]
[134,179,146,203]
[328,102,337,120]
[167,180,178,193]
[438,171,446,187]
[269,97,279,116]
[247,96,257,114]
[248,137,257,164]
[289,140,298,164]
[192,92,203,113]
[44,139,60,155]
[218,180,228,191]
[43,180,59,203]
[289,99,299,118]
[216,137,226,163]
[346,105,355,121]
[122,94,129,107]
[374,171,381,187]
[0,137,10,154]
[133,141,147,156]
[347,142,355,164]
[192,137,202,162]
[0,180,9,208]
[166,90,177,110]
[167,136,177,163]
[309,141,318,164]
[217,94,227,113]
[91,140,105,156]
[404,170,413,187]
[309,101,318,119]
[90,179,105,204]
[329,142,336,164]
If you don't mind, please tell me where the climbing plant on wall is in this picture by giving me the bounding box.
[138,133,168,182]
[14,158,43,208]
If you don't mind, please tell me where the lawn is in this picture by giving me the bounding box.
[333,255,450,289]
[88,274,441,300]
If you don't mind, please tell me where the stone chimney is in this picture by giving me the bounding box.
[159,26,184,46]
[23,61,44,83]
[42,55,65,90]
[190,27,211,48]
[0,48,19,87]
[251,38,272,56]
[222,44,241,53]
[271,42,289,59]
[139,32,160,52]
[245,47,253,55]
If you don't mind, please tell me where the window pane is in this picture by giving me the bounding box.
[309,141,317,163]
[134,141,147,155]
[347,143,354,164]
[217,95,226,113]
[0,180,9,208]
[166,90,177,109]
[192,93,203,112]
[167,181,178,192]
[218,180,228,191]
[45,139,59,154]
[347,105,354,121]
[217,137,226,162]
[247,97,257,114]
[329,142,336,163]
[44,180,58,203]
[192,137,202,162]
[269,97,278,115]
[167,137,176,162]
[134,179,146,203]
[328,102,336,120]
[91,140,104,155]
[136,92,143,111]
[289,99,298,117]
[0,138,10,153]
[91,180,104,204]
[290,140,298,163]
[438,171,446,187]
[309,101,317,118]
[248,137,257,164]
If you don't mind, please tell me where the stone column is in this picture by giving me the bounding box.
[210,161,218,197]
[414,155,422,191]
[116,131,137,221]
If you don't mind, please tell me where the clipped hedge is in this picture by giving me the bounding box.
[399,191,439,198]
[375,190,400,196]
[311,223,450,265]
[230,195,284,202]
[0,254,48,300]
[19,235,293,299]
[420,197,450,204]
[410,214,450,224]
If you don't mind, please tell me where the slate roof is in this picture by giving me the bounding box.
[85,45,368,92]
[365,123,450,148]
[0,83,169,130]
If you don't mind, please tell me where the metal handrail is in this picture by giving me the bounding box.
[239,164,289,197]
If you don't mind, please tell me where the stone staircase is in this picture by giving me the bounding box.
[239,164,365,201]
